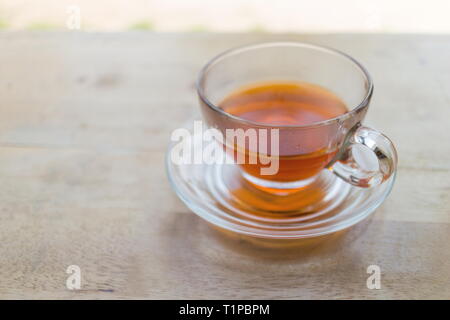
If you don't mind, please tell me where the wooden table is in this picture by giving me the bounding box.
[0,33,449,299]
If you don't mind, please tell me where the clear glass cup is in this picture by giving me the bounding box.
[197,42,397,189]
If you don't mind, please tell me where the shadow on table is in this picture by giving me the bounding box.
[168,210,375,263]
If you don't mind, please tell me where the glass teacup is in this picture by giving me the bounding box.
[197,42,397,191]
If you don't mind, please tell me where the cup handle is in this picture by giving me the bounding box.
[328,124,398,188]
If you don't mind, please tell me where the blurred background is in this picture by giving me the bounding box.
[0,0,449,33]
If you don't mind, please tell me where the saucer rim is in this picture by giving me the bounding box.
[165,122,396,239]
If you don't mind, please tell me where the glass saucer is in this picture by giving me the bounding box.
[166,122,396,239]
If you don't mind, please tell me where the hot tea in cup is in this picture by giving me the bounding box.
[197,42,397,190]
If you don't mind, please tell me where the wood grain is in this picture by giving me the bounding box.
[0,33,448,299]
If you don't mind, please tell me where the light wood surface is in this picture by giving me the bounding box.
[0,32,449,299]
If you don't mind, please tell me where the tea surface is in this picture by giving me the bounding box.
[220,82,348,126]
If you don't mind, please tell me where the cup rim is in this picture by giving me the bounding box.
[196,41,373,129]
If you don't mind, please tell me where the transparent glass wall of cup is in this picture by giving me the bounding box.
[197,42,397,190]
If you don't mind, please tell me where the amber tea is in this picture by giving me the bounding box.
[219,81,348,182]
